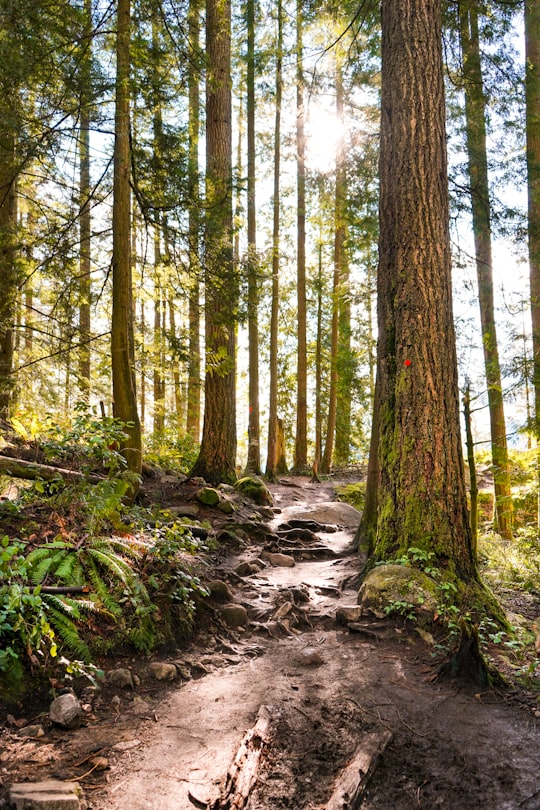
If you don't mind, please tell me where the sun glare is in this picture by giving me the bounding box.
[305,102,346,174]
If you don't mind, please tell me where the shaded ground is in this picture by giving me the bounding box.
[1,476,539,809]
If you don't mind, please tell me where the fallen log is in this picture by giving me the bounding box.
[0,455,104,485]
[209,704,276,810]
[325,730,392,810]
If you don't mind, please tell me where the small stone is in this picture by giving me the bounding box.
[267,552,295,568]
[107,668,135,689]
[299,647,324,666]
[208,580,234,602]
[217,499,235,514]
[196,487,221,506]
[175,664,192,680]
[336,606,363,625]
[148,662,178,681]
[10,780,82,809]
[220,604,248,627]
[18,724,45,739]
[49,693,83,730]
[415,627,435,645]
[235,561,253,577]
[234,477,273,505]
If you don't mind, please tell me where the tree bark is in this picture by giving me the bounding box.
[458,2,513,539]
[0,102,18,419]
[374,0,476,580]
[78,0,92,401]
[111,0,142,484]
[265,0,283,482]
[245,0,261,475]
[186,0,201,441]
[293,0,308,472]
[190,0,236,486]
[322,58,347,473]
[0,454,104,485]
[525,0,540,526]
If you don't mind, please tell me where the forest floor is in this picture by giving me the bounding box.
[1,475,540,809]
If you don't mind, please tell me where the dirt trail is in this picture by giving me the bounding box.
[2,478,539,809]
[93,479,540,810]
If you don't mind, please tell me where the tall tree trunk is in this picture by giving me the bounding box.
[294,0,308,472]
[334,57,352,467]
[168,297,182,420]
[265,0,283,482]
[152,19,165,434]
[190,0,236,486]
[525,0,540,527]
[322,58,347,474]
[458,3,513,540]
[186,0,201,441]
[78,0,92,401]
[374,0,476,579]
[245,0,261,475]
[111,0,142,482]
[0,105,18,418]
[315,235,323,470]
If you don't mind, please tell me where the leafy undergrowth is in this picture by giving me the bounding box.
[0,411,212,703]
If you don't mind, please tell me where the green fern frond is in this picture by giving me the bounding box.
[85,557,122,616]
[46,606,90,662]
[28,549,69,584]
[86,547,135,585]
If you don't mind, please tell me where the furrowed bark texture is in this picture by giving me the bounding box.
[375,0,476,578]
[111,0,142,480]
[191,0,236,485]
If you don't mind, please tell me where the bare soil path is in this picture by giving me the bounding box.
[2,477,539,809]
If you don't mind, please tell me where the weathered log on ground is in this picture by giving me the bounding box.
[208,704,276,810]
[325,730,392,810]
[0,455,104,485]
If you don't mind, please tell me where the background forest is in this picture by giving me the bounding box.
[0,0,534,483]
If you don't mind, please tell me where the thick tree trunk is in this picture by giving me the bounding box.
[190,0,236,486]
[294,0,308,472]
[245,0,261,475]
[265,0,283,482]
[458,3,513,539]
[111,0,142,483]
[374,0,476,580]
[186,0,201,441]
[78,0,92,401]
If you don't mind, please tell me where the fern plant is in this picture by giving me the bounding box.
[26,535,148,618]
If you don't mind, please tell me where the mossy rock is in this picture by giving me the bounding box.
[358,563,439,624]
[196,486,221,507]
[234,476,273,505]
